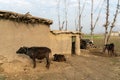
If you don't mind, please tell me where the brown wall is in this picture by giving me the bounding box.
[50,33,72,55]
[0,20,80,61]
[0,20,51,60]
[50,33,80,55]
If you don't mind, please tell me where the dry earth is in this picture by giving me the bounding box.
[0,49,120,80]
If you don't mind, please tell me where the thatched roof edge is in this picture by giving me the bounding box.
[0,10,53,25]
[50,30,82,35]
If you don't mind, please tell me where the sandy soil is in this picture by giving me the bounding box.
[0,49,120,80]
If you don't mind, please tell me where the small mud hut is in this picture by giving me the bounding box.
[0,10,81,61]
[50,30,81,55]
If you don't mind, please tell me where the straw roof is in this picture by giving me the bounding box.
[51,30,82,35]
[0,10,53,25]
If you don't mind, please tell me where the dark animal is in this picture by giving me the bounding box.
[80,39,96,49]
[80,39,87,49]
[16,46,51,69]
[53,54,66,62]
[103,43,115,56]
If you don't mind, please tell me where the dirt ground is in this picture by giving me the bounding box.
[0,49,120,80]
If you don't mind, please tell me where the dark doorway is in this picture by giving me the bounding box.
[71,36,76,55]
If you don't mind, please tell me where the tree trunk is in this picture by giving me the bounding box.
[78,0,81,32]
[104,29,108,45]
[57,0,61,30]
[91,0,94,41]
[107,27,113,43]
[104,0,109,45]
[106,0,119,43]
[65,0,68,31]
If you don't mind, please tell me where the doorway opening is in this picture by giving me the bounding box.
[71,36,76,55]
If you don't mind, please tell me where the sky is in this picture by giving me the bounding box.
[0,0,120,33]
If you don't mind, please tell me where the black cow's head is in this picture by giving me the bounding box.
[16,47,28,54]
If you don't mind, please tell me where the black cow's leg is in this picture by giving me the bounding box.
[103,46,106,53]
[46,58,50,69]
[108,50,110,56]
[46,54,50,69]
[110,51,112,56]
[111,50,114,56]
[108,50,112,56]
[33,58,36,68]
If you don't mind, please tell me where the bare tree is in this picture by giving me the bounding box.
[106,0,120,43]
[78,0,81,32]
[103,0,110,45]
[93,0,105,30]
[103,0,120,45]
[75,17,78,31]
[90,0,105,41]
[64,0,68,31]
[61,21,65,30]
[57,0,61,30]
[90,0,94,41]
[77,0,86,32]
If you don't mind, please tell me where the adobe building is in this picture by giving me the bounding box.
[50,30,81,55]
[111,31,120,37]
[0,10,81,60]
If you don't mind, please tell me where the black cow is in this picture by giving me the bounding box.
[103,43,115,56]
[16,46,51,69]
[53,54,66,62]
[80,39,96,49]
[80,39,87,49]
